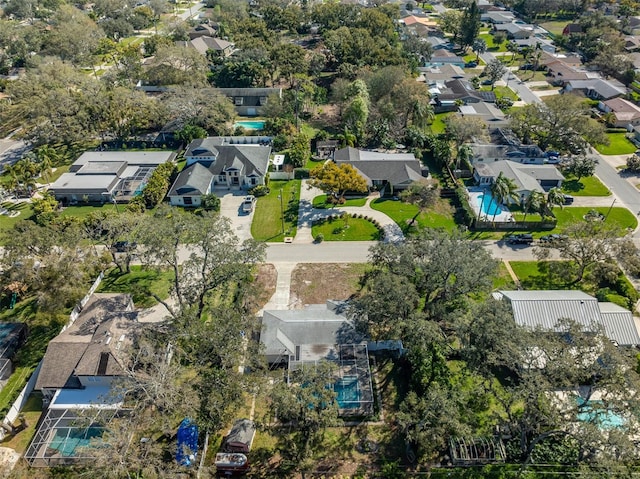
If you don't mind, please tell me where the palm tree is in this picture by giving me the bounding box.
[490,172,519,223]
[522,190,545,222]
[337,127,356,148]
[546,187,565,216]
[472,38,487,63]
[455,144,473,170]
[507,41,518,64]
[411,99,435,129]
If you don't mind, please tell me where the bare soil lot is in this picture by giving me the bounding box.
[290,263,369,307]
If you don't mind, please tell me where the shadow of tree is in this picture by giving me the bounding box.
[561,179,585,193]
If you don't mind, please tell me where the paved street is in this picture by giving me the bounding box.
[478,52,542,104]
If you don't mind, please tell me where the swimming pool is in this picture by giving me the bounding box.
[476,193,502,217]
[576,398,624,429]
[334,376,360,409]
[49,426,104,457]
[234,120,265,130]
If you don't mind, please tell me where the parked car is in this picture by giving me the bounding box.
[563,194,574,205]
[506,234,534,245]
[241,195,256,213]
[111,241,137,253]
[464,61,478,68]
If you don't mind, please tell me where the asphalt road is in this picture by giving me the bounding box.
[478,51,542,104]
[264,240,549,264]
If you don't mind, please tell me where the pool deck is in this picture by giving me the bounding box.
[468,188,513,222]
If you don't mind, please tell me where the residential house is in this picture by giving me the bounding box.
[334,147,427,195]
[214,87,282,116]
[431,79,496,112]
[545,60,593,85]
[35,293,139,402]
[188,23,218,39]
[424,36,453,51]
[599,97,640,128]
[400,15,439,36]
[495,290,640,347]
[494,23,534,40]
[27,293,140,467]
[177,36,234,58]
[261,301,374,416]
[419,64,467,83]
[458,102,507,127]
[473,160,565,200]
[481,11,516,24]
[168,137,271,206]
[49,151,176,204]
[468,143,546,165]
[514,37,556,53]
[540,52,583,69]
[562,23,582,35]
[625,36,640,52]
[563,78,626,100]
[426,49,466,67]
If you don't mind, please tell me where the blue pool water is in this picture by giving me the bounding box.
[476,193,502,216]
[234,120,265,130]
[576,398,624,429]
[49,427,104,457]
[334,376,360,409]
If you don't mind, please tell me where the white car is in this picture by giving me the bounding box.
[241,195,256,214]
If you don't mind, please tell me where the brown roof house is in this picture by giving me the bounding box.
[599,97,640,128]
[177,36,235,58]
[35,293,139,403]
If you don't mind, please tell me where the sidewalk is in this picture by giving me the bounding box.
[294,180,404,244]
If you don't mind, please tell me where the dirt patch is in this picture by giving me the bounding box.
[249,264,278,313]
[290,263,368,307]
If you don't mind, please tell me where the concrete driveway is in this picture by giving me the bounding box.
[218,191,254,242]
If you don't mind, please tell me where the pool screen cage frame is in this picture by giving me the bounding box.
[449,436,507,466]
[287,343,374,416]
[24,407,120,467]
[112,166,154,201]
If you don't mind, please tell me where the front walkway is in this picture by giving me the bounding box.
[294,180,404,244]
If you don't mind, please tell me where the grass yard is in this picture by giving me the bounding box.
[430,112,451,134]
[36,165,70,185]
[595,132,637,155]
[251,180,301,242]
[312,194,367,208]
[371,198,457,233]
[552,206,636,233]
[478,32,508,52]
[0,393,43,453]
[494,262,517,290]
[540,20,569,36]
[481,85,519,101]
[98,266,173,308]
[306,158,326,170]
[312,216,382,241]
[0,202,34,235]
[561,175,611,196]
[59,203,119,219]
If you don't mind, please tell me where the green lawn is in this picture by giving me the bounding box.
[0,392,42,453]
[251,180,301,242]
[481,85,518,101]
[552,206,636,233]
[306,158,325,170]
[59,203,120,219]
[312,194,367,208]
[540,20,569,36]
[36,165,70,185]
[561,175,611,196]
[595,132,637,155]
[494,262,517,290]
[312,216,382,241]
[371,198,457,232]
[0,202,34,234]
[430,113,451,134]
[478,32,508,52]
[98,266,174,308]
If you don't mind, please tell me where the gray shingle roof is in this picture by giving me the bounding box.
[169,162,214,196]
[498,291,640,346]
[474,160,564,192]
[261,302,364,359]
[334,148,424,187]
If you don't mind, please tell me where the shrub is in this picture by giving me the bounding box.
[201,193,220,212]
[126,195,146,214]
[249,185,270,197]
[455,186,475,227]
[142,162,177,209]
[626,155,640,172]
[315,233,324,243]
[294,168,310,179]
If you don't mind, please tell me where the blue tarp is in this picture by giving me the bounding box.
[176,418,199,466]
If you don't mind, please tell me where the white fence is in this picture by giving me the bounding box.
[0,272,104,441]
[270,172,294,180]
